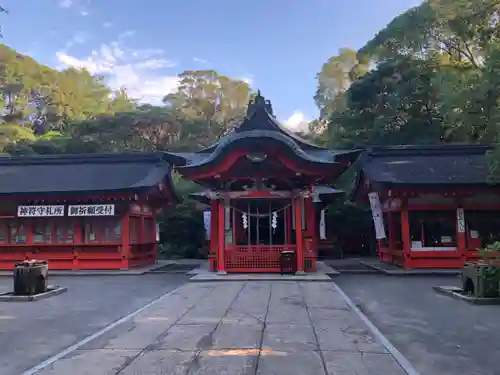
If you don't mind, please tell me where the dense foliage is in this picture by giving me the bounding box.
[4,0,500,256]
[0,45,253,257]
[314,0,500,159]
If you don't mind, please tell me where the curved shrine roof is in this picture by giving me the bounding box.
[163,92,361,177]
[356,144,493,189]
[0,152,178,199]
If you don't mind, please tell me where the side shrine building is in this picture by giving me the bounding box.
[353,145,500,269]
[0,153,178,270]
[164,93,360,273]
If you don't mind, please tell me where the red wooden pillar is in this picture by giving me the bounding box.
[121,214,131,269]
[306,198,317,253]
[401,204,411,269]
[387,212,395,261]
[150,215,158,265]
[285,205,291,244]
[294,197,304,273]
[73,219,82,270]
[209,201,218,272]
[456,206,467,265]
[210,201,218,254]
[217,200,226,274]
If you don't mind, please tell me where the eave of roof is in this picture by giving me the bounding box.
[0,152,180,202]
[351,144,497,199]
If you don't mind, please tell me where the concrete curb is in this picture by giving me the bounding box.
[433,285,500,305]
[360,261,461,276]
[0,263,174,277]
[0,286,67,302]
[189,274,334,282]
[333,282,420,375]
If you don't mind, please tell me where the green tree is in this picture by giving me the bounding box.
[163,70,253,149]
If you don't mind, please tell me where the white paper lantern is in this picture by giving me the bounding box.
[242,213,248,229]
[271,211,278,229]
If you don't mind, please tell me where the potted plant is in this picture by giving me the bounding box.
[462,242,500,298]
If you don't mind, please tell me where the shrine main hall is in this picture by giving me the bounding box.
[1,93,499,272]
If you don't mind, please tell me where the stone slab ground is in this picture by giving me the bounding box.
[336,274,500,375]
[30,281,408,375]
[0,274,189,375]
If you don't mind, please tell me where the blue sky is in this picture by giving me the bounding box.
[1,0,422,130]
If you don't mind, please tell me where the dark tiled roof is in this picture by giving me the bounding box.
[359,144,492,187]
[0,152,176,197]
[164,93,361,175]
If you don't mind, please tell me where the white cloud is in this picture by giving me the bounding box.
[240,76,253,85]
[56,39,179,105]
[80,10,89,16]
[103,22,113,28]
[59,0,73,8]
[283,111,310,133]
[193,57,209,65]
[238,72,254,86]
[119,30,136,39]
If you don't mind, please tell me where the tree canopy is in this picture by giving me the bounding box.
[311,0,500,163]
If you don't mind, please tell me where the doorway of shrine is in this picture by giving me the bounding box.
[225,198,296,272]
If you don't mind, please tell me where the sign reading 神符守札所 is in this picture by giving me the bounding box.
[68,204,115,217]
[17,205,65,217]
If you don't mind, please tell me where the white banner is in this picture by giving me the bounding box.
[17,205,65,217]
[68,204,115,216]
[368,192,386,239]
[457,208,465,233]
[319,209,326,240]
[203,211,211,239]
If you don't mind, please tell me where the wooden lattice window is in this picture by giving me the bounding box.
[55,219,75,244]
[129,217,141,244]
[144,217,155,243]
[0,220,8,244]
[33,219,54,243]
[10,220,27,244]
[82,218,121,243]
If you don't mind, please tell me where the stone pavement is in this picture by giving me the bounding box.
[33,281,407,375]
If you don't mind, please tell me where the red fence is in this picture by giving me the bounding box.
[224,244,296,272]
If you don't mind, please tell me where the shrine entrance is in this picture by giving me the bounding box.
[164,92,360,273]
[224,197,295,272]
[233,198,290,246]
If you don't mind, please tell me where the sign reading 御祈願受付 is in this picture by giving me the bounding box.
[17,205,65,217]
[68,204,115,217]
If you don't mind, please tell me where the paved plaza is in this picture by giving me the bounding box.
[337,274,500,375]
[0,274,189,375]
[30,281,406,375]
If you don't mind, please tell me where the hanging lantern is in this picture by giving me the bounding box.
[271,211,278,229]
[242,213,248,229]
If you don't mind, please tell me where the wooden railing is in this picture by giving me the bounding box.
[224,244,296,272]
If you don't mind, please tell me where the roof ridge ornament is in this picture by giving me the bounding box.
[246,90,274,118]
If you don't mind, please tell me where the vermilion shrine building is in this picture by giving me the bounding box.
[354,145,500,269]
[164,93,359,273]
[0,153,177,270]
[3,95,494,272]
